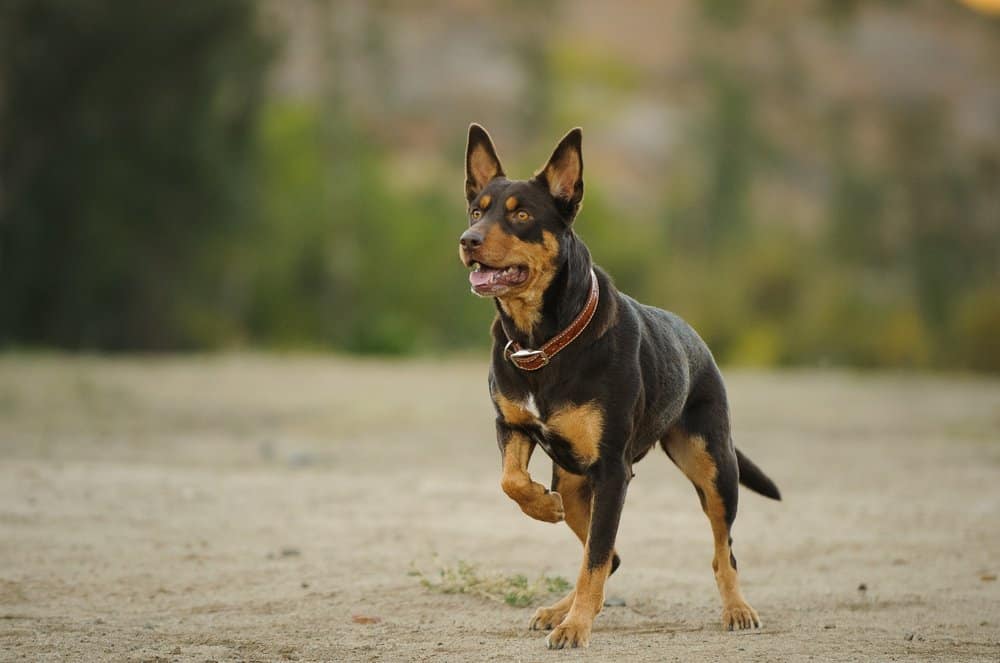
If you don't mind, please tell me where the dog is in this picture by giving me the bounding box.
[457,124,782,649]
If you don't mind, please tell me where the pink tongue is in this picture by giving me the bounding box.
[469,267,500,287]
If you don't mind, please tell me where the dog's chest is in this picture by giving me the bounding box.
[495,391,604,467]
[523,392,542,419]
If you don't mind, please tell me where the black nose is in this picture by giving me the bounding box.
[460,229,483,250]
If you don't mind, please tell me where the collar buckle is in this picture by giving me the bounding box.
[509,348,549,367]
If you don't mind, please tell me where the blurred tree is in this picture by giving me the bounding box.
[826,109,888,269]
[0,0,272,349]
[0,0,997,372]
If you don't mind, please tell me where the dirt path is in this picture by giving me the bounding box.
[1,355,999,661]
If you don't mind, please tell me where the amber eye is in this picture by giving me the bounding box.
[471,209,482,220]
[516,210,530,221]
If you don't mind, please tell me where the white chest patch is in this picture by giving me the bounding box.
[524,393,541,419]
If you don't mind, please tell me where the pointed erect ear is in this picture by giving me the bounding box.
[465,124,505,202]
[533,128,584,218]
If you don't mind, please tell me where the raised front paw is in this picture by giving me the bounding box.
[520,489,564,523]
[545,617,592,649]
[529,599,572,631]
[721,600,760,630]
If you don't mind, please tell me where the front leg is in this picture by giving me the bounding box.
[546,458,630,649]
[497,424,565,523]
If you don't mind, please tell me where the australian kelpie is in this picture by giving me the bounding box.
[458,124,781,649]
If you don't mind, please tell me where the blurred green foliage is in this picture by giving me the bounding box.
[0,0,272,349]
[1,1,998,372]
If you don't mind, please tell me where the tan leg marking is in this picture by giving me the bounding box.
[547,401,604,466]
[664,429,760,631]
[529,468,593,631]
[555,468,592,544]
[499,431,563,523]
[546,552,613,649]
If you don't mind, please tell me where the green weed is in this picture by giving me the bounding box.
[412,559,571,608]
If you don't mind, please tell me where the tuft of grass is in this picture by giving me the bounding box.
[411,559,571,608]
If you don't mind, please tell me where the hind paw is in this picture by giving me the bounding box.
[529,602,571,631]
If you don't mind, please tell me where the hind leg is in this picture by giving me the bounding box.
[529,466,622,631]
[528,467,588,630]
[663,422,760,630]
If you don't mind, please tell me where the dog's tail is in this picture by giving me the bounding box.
[736,448,781,500]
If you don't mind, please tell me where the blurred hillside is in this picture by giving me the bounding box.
[2,0,999,370]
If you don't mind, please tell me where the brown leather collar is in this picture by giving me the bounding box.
[502,268,599,371]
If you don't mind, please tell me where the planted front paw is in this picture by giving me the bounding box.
[521,490,564,523]
[545,617,592,649]
[721,601,760,630]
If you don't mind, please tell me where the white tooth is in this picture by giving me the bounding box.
[472,262,481,272]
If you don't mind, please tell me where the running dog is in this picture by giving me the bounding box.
[458,124,781,649]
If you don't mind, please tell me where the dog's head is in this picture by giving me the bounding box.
[458,124,584,299]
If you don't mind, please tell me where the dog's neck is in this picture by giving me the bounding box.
[496,232,593,349]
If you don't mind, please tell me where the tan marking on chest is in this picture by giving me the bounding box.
[495,394,604,466]
[494,392,537,426]
[547,401,604,465]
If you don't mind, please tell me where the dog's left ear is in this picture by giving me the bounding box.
[533,128,584,219]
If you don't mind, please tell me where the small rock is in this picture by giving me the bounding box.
[603,597,626,607]
[280,547,301,558]
[980,573,997,582]
[170,646,181,655]
[301,581,309,589]
[352,615,381,625]
[904,632,914,641]
[823,624,836,629]
[857,583,867,592]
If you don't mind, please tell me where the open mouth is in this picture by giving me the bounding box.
[468,261,529,296]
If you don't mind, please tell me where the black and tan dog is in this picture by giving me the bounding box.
[457,124,781,649]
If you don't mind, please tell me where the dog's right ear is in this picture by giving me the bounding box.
[465,124,505,203]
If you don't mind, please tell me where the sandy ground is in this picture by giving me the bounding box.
[1,355,999,662]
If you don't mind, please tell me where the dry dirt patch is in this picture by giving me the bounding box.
[1,355,999,661]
